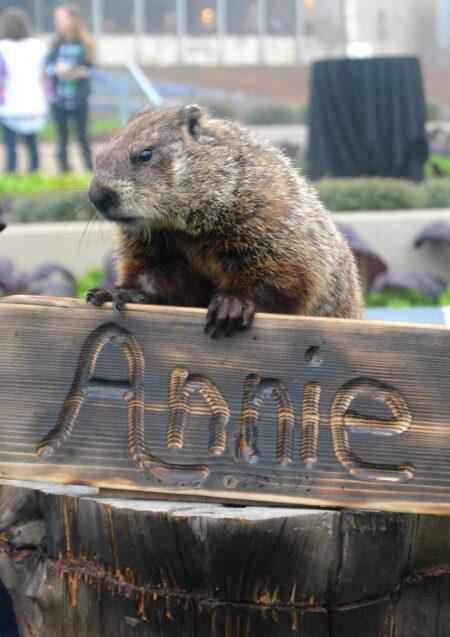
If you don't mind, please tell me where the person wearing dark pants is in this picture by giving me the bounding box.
[2,124,39,172]
[0,204,6,232]
[0,8,48,174]
[52,101,91,172]
[46,4,95,173]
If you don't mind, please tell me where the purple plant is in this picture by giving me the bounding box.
[337,224,388,293]
[0,258,76,298]
[371,272,447,298]
[414,223,450,247]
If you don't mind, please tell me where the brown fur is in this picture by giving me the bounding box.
[87,105,364,336]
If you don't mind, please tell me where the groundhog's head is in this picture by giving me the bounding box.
[89,104,240,231]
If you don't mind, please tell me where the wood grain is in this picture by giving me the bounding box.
[0,295,449,514]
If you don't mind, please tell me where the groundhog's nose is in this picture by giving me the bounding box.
[89,182,118,213]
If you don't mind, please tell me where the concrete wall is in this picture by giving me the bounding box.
[335,209,450,283]
[356,0,439,60]
[0,222,115,279]
[1,209,449,283]
[37,0,447,68]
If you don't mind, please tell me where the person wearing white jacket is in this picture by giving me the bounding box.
[0,8,48,173]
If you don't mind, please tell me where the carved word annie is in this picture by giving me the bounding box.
[36,323,414,487]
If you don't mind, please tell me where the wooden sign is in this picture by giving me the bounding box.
[0,296,449,514]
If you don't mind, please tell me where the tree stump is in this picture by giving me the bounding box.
[0,482,448,636]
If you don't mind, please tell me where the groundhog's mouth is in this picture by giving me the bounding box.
[102,214,142,227]
[116,216,139,225]
[94,205,140,225]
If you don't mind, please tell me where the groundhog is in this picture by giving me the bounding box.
[87,105,364,336]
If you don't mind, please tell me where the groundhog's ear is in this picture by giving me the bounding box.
[184,104,206,137]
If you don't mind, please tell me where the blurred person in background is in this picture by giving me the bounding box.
[46,3,94,173]
[0,7,48,174]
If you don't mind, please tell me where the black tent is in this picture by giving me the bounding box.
[307,57,428,182]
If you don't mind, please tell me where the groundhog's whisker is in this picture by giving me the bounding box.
[74,210,97,265]
[72,197,93,218]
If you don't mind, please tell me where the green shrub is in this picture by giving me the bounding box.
[0,173,93,223]
[366,285,450,308]
[316,178,422,211]
[297,103,308,125]
[366,289,438,308]
[3,191,92,223]
[90,119,122,137]
[426,99,442,121]
[439,286,450,306]
[243,103,307,125]
[423,178,450,208]
[426,155,450,178]
[76,268,104,298]
[202,101,238,120]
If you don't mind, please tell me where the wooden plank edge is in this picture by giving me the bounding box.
[0,471,448,515]
[1,295,448,332]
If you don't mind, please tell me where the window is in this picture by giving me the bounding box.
[73,0,93,30]
[38,1,92,34]
[187,0,217,34]
[267,0,295,35]
[103,0,134,34]
[226,0,257,35]
[145,0,177,34]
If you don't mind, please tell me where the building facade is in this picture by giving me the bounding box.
[0,0,448,66]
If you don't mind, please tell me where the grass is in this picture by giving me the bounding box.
[426,155,450,178]
[39,119,121,142]
[0,172,92,197]
[366,287,450,308]
[76,268,104,299]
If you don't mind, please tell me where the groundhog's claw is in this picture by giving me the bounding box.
[85,287,112,306]
[85,287,148,312]
[205,294,256,338]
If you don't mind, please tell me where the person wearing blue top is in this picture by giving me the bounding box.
[46,3,94,173]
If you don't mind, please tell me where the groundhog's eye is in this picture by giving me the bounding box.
[136,148,153,164]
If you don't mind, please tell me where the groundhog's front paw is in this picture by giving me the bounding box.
[205,293,256,338]
[85,287,148,312]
